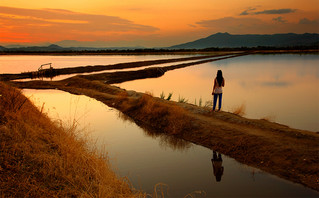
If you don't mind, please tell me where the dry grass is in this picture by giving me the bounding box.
[116,93,193,135]
[231,103,246,116]
[261,115,276,122]
[0,82,142,197]
[7,76,319,191]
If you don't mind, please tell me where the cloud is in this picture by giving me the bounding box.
[188,24,197,28]
[260,81,291,87]
[272,16,287,23]
[195,17,319,34]
[299,18,319,25]
[255,9,297,15]
[0,6,159,43]
[240,8,297,15]
[240,7,257,16]
[196,17,269,33]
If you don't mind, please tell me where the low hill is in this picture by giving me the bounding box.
[169,33,319,49]
[0,44,145,52]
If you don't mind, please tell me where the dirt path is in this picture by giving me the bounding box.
[78,53,247,83]
[0,52,241,81]
[8,76,319,192]
[5,52,319,192]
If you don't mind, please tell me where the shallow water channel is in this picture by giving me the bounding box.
[116,54,319,132]
[24,89,318,197]
[1,54,318,131]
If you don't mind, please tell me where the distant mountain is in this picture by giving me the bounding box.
[1,33,318,52]
[169,33,319,49]
[54,40,145,49]
[4,43,52,48]
[0,44,145,52]
[0,44,66,52]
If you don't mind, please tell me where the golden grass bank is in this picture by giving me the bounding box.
[0,82,142,197]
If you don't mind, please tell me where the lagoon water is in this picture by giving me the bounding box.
[2,54,319,196]
[24,89,318,197]
[1,54,318,131]
[116,54,319,132]
[0,54,188,73]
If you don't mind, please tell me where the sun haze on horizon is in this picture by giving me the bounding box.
[0,0,318,47]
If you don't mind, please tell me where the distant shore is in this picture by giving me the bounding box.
[0,52,246,81]
[7,75,319,192]
[0,49,318,56]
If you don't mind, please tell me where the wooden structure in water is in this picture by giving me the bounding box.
[38,63,53,71]
[31,63,57,79]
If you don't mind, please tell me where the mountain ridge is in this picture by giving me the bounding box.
[0,33,318,51]
[169,32,319,49]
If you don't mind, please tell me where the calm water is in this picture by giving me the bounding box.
[2,54,319,197]
[24,89,318,197]
[0,54,190,74]
[115,54,319,132]
[1,54,318,131]
[0,54,201,81]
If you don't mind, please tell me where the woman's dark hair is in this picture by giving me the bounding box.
[216,70,224,86]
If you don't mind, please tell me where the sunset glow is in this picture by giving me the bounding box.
[0,0,318,47]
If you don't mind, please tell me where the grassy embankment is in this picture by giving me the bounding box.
[107,87,319,192]
[8,76,319,191]
[0,82,142,197]
[2,51,319,193]
[0,52,239,81]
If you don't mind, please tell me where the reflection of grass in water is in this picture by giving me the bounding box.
[153,183,169,198]
[152,183,206,198]
[184,190,207,198]
[118,111,192,151]
[159,134,192,151]
[0,82,141,197]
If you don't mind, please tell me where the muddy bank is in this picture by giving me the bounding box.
[1,49,317,56]
[5,53,247,85]
[76,53,247,84]
[0,52,239,81]
[0,82,140,197]
[7,76,319,192]
[4,51,319,192]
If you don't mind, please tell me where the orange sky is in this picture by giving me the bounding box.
[0,0,318,47]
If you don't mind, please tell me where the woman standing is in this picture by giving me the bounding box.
[212,70,225,111]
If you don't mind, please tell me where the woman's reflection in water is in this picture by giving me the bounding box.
[211,151,224,182]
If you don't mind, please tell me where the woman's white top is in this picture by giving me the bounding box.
[214,78,223,94]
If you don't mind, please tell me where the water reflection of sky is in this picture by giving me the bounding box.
[24,89,319,198]
[0,54,189,74]
[3,54,317,131]
[117,54,319,132]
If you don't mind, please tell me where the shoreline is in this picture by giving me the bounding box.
[0,49,318,56]
[7,76,319,192]
[2,51,319,192]
[0,82,140,197]
[0,52,239,81]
